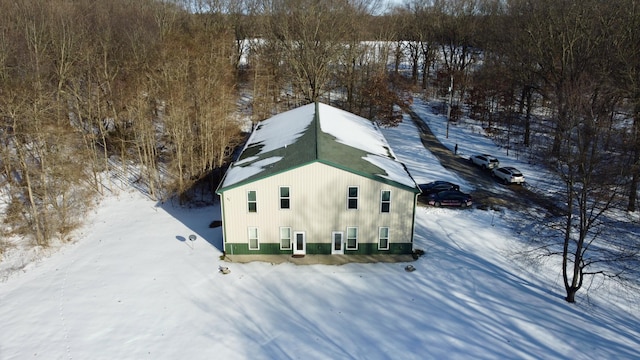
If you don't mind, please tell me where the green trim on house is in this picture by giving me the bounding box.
[225,243,293,255]
[305,243,332,254]
[345,243,412,255]
[225,242,412,255]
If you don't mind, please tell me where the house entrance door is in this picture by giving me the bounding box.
[331,231,344,255]
[293,231,306,255]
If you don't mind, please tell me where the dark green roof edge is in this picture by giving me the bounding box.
[217,158,419,195]
[216,160,318,194]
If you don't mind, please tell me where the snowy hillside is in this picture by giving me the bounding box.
[0,102,639,359]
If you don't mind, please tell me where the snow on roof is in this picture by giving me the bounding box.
[218,102,418,191]
[318,103,390,157]
[363,154,416,188]
[241,104,315,155]
[218,156,283,188]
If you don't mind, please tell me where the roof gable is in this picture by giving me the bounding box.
[218,102,418,192]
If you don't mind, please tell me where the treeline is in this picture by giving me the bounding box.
[0,0,243,246]
[0,0,410,247]
[388,0,640,215]
[1,0,639,262]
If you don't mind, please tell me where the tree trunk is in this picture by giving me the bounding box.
[565,287,578,303]
[562,178,576,303]
[519,86,533,147]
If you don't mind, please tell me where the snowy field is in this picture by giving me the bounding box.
[0,102,639,359]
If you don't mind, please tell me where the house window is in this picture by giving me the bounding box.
[247,190,257,213]
[378,227,390,250]
[347,186,358,209]
[346,227,358,250]
[248,227,259,250]
[381,190,391,213]
[280,186,290,209]
[280,227,292,250]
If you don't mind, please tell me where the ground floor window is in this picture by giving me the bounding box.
[378,227,390,250]
[346,227,358,250]
[248,227,259,250]
[280,227,292,250]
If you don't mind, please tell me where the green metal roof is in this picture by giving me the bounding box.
[217,102,419,193]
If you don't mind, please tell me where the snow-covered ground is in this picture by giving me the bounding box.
[0,101,639,359]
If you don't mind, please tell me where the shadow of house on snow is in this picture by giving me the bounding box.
[155,170,227,252]
[158,198,224,252]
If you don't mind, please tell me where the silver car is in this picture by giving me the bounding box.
[492,166,525,184]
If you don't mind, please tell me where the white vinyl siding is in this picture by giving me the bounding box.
[220,163,415,250]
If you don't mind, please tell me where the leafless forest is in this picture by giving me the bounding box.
[1,0,639,297]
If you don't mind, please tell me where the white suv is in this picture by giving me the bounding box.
[492,166,525,184]
[470,154,500,170]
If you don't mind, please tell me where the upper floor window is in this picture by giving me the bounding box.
[280,186,290,209]
[381,190,391,213]
[247,190,257,213]
[347,186,358,209]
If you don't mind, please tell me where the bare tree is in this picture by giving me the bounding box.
[555,78,630,303]
[432,0,481,102]
[469,0,639,302]
[264,0,360,102]
[151,15,241,201]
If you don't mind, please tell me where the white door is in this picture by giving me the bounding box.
[331,231,344,255]
[293,231,306,255]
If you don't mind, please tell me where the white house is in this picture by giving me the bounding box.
[216,102,420,258]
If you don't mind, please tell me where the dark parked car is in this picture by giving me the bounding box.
[419,181,460,196]
[426,190,473,208]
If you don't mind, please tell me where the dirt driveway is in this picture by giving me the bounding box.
[406,108,565,215]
